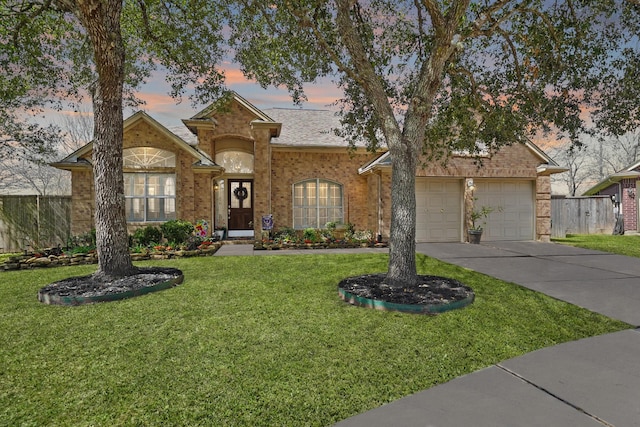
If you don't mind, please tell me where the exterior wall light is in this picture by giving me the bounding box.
[467,179,475,191]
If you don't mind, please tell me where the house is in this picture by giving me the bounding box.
[53,92,564,242]
[583,161,640,233]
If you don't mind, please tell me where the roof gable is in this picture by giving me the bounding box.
[184,91,281,137]
[52,111,217,170]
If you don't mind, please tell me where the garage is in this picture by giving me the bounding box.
[415,178,462,242]
[474,180,535,241]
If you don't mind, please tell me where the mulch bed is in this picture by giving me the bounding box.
[38,267,183,303]
[338,273,474,306]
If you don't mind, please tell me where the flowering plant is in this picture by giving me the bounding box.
[195,220,209,238]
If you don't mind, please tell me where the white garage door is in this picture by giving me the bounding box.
[475,180,534,241]
[415,179,462,242]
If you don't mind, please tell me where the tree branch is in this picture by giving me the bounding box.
[335,0,400,138]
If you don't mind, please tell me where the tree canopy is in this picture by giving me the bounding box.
[0,0,230,277]
[229,0,637,286]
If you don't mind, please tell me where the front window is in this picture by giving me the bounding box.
[125,174,176,222]
[123,148,176,222]
[293,179,343,229]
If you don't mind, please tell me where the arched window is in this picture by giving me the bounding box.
[123,147,176,168]
[123,148,176,222]
[293,179,343,229]
[215,151,254,173]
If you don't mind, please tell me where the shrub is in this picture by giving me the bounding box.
[303,228,318,243]
[273,226,298,244]
[325,221,337,231]
[132,225,163,246]
[66,229,96,253]
[353,229,374,243]
[161,220,194,245]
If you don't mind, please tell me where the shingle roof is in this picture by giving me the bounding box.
[264,108,361,147]
[167,125,198,146]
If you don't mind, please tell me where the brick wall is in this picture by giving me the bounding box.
[270,149,376,231]
[536,176,552,241]
[621,178,638,231]
[415,144,540,178]
[70,170,94,236]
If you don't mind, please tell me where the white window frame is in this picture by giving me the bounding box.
[124,173,176,222]
[292,179,343,229]
[123,147,177,223]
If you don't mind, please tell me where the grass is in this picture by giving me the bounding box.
[0,253,630,426]
[553,234,640,258]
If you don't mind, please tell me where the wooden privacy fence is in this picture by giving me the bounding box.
[551,196,615,238]
[0,195,71,252]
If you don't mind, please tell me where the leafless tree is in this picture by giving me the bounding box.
[598,130,640,175]
[549,145,594,196]
[0,109,92,196]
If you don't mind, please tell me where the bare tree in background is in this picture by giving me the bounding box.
[545,129,640,196]
[58,107,94,154]
[549,145,593,196]
[598,130,640,176]
[0,108,92,196]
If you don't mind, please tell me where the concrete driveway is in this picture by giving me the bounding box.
[417,241,640,326]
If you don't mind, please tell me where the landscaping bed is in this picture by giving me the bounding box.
[1,243,222,271]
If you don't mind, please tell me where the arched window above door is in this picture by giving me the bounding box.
[215,151,254,173]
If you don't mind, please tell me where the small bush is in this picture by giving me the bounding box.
[161,220,194,245]
[66,230,96,253]
[303,228,318,243]
[132,225,163,246]
[273,227,298,244]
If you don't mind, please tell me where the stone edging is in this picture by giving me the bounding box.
[338,287,475,315]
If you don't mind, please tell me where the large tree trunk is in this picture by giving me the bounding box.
[76,0,136,279]
[385,138,419,287]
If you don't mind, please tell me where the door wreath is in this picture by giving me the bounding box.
[233,186,249,201]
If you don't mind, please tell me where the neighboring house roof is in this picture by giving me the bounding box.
[51,111,220,172]
[359,139,563,175]
[583,160,640,195]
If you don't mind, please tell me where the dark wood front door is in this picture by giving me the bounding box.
[228,179,253,230]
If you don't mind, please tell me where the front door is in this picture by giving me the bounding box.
[228,179,253,231]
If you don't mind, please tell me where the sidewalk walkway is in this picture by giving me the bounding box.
[335,241,640,427]
[213,243,389,257]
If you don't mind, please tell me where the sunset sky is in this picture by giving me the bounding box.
[121,62,344,129]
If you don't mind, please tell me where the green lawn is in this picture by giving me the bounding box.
[553,234,640,258]
[0,254,629,426]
